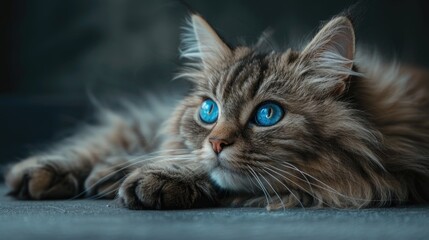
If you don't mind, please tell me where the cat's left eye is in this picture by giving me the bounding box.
[253,102,285,127]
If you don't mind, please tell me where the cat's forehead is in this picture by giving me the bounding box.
[217,54,267,98]
[209,51,294,111]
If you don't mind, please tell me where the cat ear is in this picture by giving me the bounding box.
[299,16,358,95]
[180,14,232,67]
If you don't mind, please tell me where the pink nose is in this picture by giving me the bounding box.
[209,138,231,154]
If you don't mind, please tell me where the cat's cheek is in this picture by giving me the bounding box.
[179,111,210,149]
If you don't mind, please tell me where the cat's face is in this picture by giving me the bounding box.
[174,15,381,198]
[181,50,320,192]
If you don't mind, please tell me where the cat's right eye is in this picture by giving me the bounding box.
[199,99,219,124]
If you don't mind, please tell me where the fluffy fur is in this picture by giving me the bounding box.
[5,13,429,210]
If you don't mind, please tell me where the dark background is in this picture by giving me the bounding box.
[1,0,428,166]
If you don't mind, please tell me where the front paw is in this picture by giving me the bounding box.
[5,156,80,200]
[118,167,216,210]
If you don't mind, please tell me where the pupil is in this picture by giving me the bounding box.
[267,108,273,119]
[208,104,213,114]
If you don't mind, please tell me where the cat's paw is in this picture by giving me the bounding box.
[118,167,215,210]
[5,156,80,200]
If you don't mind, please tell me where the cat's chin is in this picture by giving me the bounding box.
[209,167,253,192]
[201,148,253,192]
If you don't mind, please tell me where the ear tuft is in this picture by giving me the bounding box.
[298,16,361,95]
[180,14,231,66]
[310,17,355,61]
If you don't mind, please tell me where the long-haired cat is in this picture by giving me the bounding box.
[5,13,429,210]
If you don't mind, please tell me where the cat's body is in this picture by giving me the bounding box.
[5,14,429,210]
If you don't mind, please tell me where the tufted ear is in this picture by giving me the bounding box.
[180,14,232,68]
[299,16,358,95]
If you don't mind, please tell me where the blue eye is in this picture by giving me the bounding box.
[254,102,284,126]
[199,99,219,124]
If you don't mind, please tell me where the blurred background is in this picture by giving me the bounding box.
[1,0,428,166]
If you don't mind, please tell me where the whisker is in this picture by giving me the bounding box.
[250,159,347,208]
[262,165,335,208]
[69,151,197,200]
[257,170,286,211]
[87,178,125,200]
[264,164,314,194]
[246,165,270,207]
[279,162,353,198]
[260,168,303,209]
[277,162,314,194]
[243,170,259,194]
[82,149,193,186]
[279,162,373,204]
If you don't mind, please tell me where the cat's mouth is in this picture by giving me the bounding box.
[213,156,243,175]
[215,159,233,172]
[209,156,253,192]
[203,147,249,180]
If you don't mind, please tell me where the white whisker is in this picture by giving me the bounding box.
[69,150,197,200]
[247,165,270,207]
[257,170,286,211]
[261,168,303,209]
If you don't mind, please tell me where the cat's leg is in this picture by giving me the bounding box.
[5,112,150,200]
[117,157,313,210]
[84,156,134,199]
[118,161,218,209]
[118,162,313,210]
[83,156,127,199]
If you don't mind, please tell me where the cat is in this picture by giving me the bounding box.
[5,12,429,210]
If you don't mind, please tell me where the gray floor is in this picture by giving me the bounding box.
[0,185,428,240]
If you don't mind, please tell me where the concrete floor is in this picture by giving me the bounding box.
[0,185,428,240]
